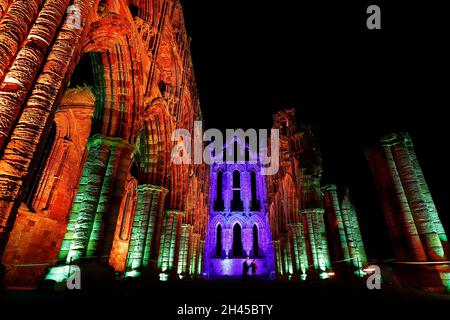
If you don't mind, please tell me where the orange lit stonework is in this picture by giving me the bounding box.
[0,0,208,287]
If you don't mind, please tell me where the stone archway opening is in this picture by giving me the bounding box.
[232,223,243,257]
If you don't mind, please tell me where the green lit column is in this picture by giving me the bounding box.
[303,208,331,278]
[315,209,331,275]
[380,142,427,261]
[322,185,350,263]
[289,223,308,279]
[125,184,168,277]
[304,209,318,270]
[197,240,205,276]
[405,135,449,258]
[282,236,293,276]
[177,224,192,277]
[47,135,133,282]
[389,134,447,261]
[189,233,200,276]
[67,135,134,263]
[60,137,110,263]
[87,139,134,258]
[158,210,183,276]
[340,190,368,272]
[273,240,283,276]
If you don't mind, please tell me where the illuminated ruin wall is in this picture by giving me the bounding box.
[322,185,367,276]
[0,0,209,287]
[366,133,450,292]
[204,138,275,277]
[267,109,331,280]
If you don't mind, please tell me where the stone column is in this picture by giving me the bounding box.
[340,189,368,269]
[177,224,192,277]
[289,222,308,278]
[366,145,426,261]
[407,142,448,251]
[243,226,252,256]
[0,0,90,255]
[224,171,231,212]
[322,185,350,263]
[389,134,447,261]
[273,240,282,275]
[124,184,168,277]
[242,171,250,211]
[223,226,232,258]
[0,0,44,82]
[0,0,70,151]
[60,135,134,263]
[0,0,13,21]
[158,210,183,274]
[197,240,205,276]
[303,208,331,276]
[189,233,200,276]
[283,236,293,275]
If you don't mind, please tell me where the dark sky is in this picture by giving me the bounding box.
[181,0,450,259]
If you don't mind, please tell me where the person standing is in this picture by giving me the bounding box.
[251,260,257,277]
[242,257,250,279]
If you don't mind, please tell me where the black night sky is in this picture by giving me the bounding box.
[180,1,450,260]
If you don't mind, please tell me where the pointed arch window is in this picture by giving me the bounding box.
[232,223,243,257]
[231,170,243,211]
[253,224,259,257]
[250,171,260,211]
[214,170,224,211]
[216,224,222,257]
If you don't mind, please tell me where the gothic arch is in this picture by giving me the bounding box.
[210,214,227,230]
[134,97,174,186]
[156,37,183,119]
[28,87,95,219]
[282,174,298,224]
[227,215,247,230]
[80,13,144,144]
[128,0,163,23]
[248,214,266,231]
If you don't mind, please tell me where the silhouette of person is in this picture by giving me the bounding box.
[242,257,250,279]
[251,260,257,277]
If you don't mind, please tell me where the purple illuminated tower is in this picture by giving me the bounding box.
[204,137,275,277]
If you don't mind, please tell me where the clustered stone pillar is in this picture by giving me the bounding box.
[323,185,349,262]
[189,233,200,276]
[0,0,70,150]
[289,222,308,279]
[197,240,205,275]
[367,142,426,261]
[322,185,367,274]
[367,132,450,292]
[302,208,331,278]
[340,190,367,270]
[158,210,183,276]
[273,240,283,275]
[0,0,90,257]
[124,184,168,277]
[177,224,192,277]
[243,226,252,256]
[283,235,293,275]
[45,135,133,281]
